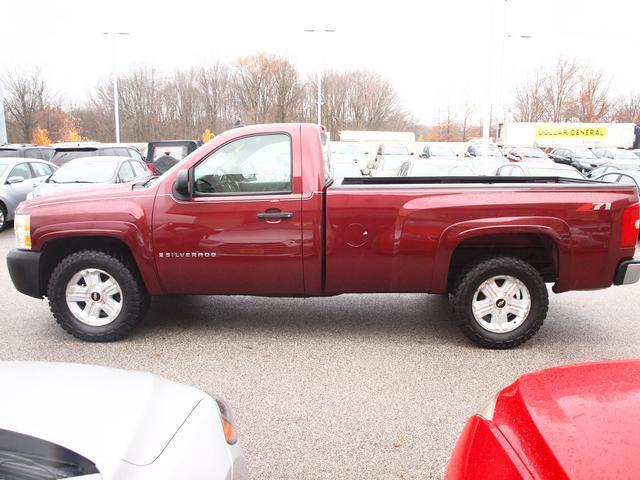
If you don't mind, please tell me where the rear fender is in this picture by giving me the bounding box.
[432,216,573,293]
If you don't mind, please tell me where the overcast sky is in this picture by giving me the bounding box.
[2,0,638,124]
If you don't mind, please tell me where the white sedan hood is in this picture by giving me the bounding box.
[0,362,207,471]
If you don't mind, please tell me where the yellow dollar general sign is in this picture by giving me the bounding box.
[534,125,608,139]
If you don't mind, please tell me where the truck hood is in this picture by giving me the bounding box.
[25,181,141,208]
[493,360,640,478]
[0,362,207,470]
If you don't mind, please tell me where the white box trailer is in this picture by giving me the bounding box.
[498,122,640,149]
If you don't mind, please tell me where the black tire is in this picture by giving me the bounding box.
[449,256,548,349]
[47,250,149,342]
[0,204,7,232]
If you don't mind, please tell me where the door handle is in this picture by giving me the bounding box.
[257,212,294,220]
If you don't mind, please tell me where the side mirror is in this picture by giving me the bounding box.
[173,169,191,199]
[7,176,24,184]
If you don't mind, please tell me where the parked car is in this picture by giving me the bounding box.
[595,169,640,190]
[504,146,552,163]
[549,146,604,172]
[372,143,413,175]
[52,142,144,166]
[495,162,586,179]
[7,123,640,349]
[588,162,640,178]
[419,144,457,159]
[0,143,54,161]
[463,143,506,174]
[592,147,640,164]
[330,142,370,166]
[28,156,150,199]
[146,140,201,175]
[331,161,365,177]
[0,158,57,231]
[0,361,247,480]
[397,159,475,176]
[446,360,640,479]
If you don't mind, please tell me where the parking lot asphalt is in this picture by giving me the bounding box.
[1,228,640,479]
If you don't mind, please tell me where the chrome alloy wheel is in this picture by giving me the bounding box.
[65,268,123,326]
[471,275,531,333]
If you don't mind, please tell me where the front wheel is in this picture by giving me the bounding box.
[47,250,150,341]
[449,256,548,349]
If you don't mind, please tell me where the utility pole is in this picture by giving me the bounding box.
[104,32,130,143]
[304,28,336,125]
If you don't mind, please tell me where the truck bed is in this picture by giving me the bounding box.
[325,177,637,295]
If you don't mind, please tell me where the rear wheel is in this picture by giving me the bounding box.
[47,250,149,341]
[449,256,548,349]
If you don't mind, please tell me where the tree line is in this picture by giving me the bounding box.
[2,54,416,144]
[3,54,640,145]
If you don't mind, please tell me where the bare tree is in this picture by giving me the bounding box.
[513,68,546,122]
[543,57,581,122]
[3,70,50,143]
[611,93,640,123]
[570,67,612,122]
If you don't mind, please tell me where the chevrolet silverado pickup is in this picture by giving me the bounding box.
[7,123,640,348]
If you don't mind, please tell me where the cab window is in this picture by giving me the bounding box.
[30,162,54,177]
[194,134,292,195]
[118,162,135,182]
[8,163,33,180]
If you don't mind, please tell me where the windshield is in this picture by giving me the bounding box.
[410,163,474,176]
[475,145,502,157]
[0,429,100,479]
[571,147,598,160]
[152,145,189,161]
[53,150,99,165]
[383,145,409,155]
[428,145,456,157]
[528,167,584,179]
[0,150,17,158]
[50,159,120,183]
[519,148,547,158]
[381,157,407,171]
[612,149,639,161]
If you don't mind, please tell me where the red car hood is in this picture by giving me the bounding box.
[493,360,640,479]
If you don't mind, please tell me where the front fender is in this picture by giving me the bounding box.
[431,216,573,293]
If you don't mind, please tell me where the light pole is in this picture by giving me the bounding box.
[304,28,336,125]
[498,1,532,126]
[104,32,129,143]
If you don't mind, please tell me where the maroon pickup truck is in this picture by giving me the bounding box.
[7,123,640,348]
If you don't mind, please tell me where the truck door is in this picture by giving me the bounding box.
[152,132,303,295]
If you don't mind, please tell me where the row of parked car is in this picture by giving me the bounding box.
[330,141,640,193]
[0,140,202,232]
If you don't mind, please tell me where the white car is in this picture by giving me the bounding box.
[0,362,248,480]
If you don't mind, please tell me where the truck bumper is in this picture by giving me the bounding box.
[614,258,640,286]
[7,249,42,299]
